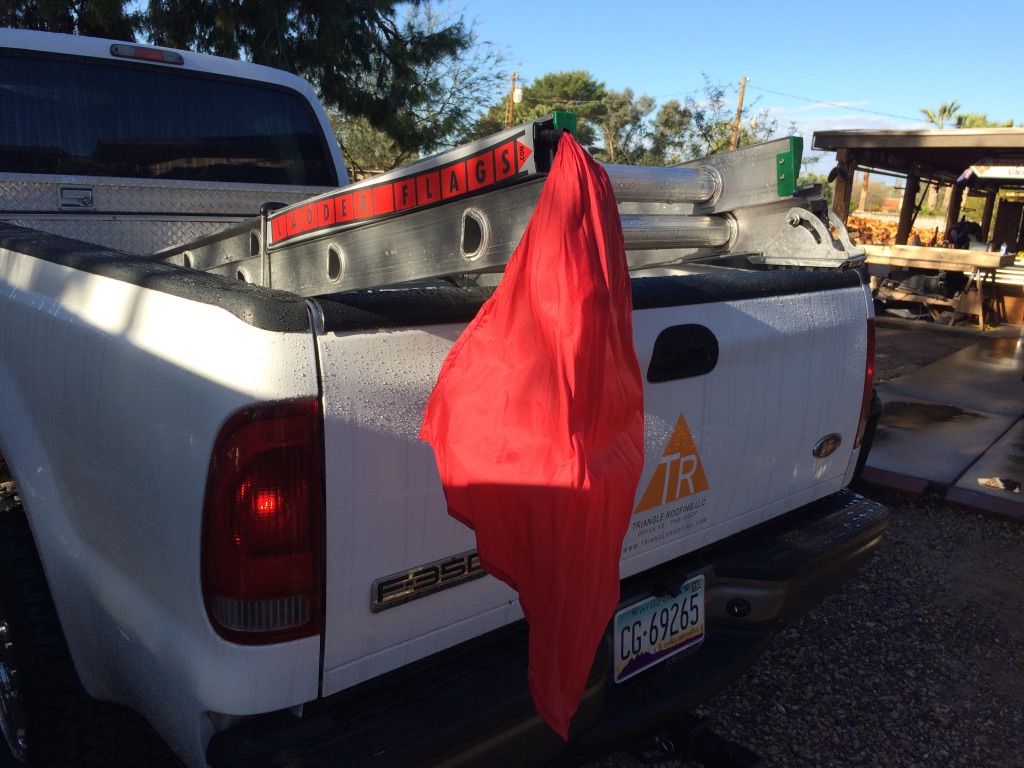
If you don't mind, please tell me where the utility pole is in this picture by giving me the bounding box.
[730,77,749,151]
[506,72,518,129]
[857,171,870,212]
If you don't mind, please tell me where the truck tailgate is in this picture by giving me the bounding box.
[313,268,869,698]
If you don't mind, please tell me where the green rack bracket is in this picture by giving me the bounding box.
[552,111,577,138]
[776,136,803,197]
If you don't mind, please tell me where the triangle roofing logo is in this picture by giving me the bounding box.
[634,413,710,515]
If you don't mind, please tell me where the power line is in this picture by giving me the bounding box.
[745,84,921,123]
[507,78,925,124]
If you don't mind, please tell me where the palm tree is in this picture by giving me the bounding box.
[955,112,1015,128]
[920,101,961,129]
[920,101,961,211]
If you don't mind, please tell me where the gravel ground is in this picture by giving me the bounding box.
[667,491,1024,768]
[589,319,1024,768]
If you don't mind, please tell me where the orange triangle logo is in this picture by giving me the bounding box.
[634,413,710,514]
[516,140,532,169]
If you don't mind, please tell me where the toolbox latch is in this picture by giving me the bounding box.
[59,187,94,210]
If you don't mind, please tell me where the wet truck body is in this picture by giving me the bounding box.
[0,28,887,768]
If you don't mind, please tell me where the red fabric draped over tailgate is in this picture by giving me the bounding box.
[419,133,644,738]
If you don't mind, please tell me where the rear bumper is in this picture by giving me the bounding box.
[207,490,888,768]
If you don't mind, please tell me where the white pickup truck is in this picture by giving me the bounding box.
[0,27,888,768]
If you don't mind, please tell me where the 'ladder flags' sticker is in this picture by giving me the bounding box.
[419,133,644,739]
[634,413,710,514]
[270,138,535,244]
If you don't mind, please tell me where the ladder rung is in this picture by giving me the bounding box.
[604,164,718,205]
[622,214,731,250]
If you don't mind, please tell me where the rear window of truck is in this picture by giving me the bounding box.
[0,50,337,186]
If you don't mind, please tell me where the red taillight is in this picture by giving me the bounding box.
[202,400,323,644]
[854,318,875,448]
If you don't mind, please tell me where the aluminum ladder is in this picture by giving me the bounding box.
[156,114,864,295]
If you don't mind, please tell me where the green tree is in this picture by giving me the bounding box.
[327,3,506,176]
[862,180,900,213]
[645,100,693,165]
[144,0,478,154]
[595,88,656,164]
[591,94,692,166]
[677,75,776,159]
[517,71,607,151]
[475,72,780,167]
[955,112,1015,128]
[0,0,137,38]
[3,0,501,157]
[330,113,409,178]
[380,2,508,153]
[469,103,510,142]
[470,70,608,150]
[920,100,961,128]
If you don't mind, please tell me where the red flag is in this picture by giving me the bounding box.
[419,133,644,738]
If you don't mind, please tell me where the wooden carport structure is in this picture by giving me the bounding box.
[811,128,1024,248]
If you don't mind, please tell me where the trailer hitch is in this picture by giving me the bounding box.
[628,713,764,768]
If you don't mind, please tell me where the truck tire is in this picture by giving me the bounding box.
[0,488,183,767]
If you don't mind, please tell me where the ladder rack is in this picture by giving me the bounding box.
[156,115,863,295]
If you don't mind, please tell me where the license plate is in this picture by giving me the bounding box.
[613,575,704,683]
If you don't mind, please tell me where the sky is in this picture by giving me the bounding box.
[459,0,1022,171]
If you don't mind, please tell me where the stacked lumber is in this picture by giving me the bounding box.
[846,215,935,246]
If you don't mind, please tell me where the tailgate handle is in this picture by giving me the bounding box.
[647,324,718,382]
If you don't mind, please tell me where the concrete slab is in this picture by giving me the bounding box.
[860,327,1024,523]
[865,391,1016,486]
[945,486,1024,523]
[879,336,1024,418]
[857,466,931,498]
[945,419,1024,523]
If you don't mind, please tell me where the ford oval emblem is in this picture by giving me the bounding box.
[812,433,842,458]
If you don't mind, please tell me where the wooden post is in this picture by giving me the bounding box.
[730,77,748,151]
[895,174,920,245]
[944,181,965,238]
[505,72,518,129]
[857,171,870,212]
[981,188,997,242]
[831,150,855,224]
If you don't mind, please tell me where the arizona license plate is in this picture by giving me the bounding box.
[613,575,705,683]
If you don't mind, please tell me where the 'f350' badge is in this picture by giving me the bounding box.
[372,550,486,613]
